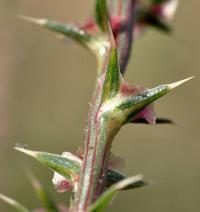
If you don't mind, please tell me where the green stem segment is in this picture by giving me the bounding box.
[74,27,122,210]
[75,105,122,211]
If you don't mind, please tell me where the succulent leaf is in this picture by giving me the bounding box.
[15,147,80,181]
[19,15,107,59]
[15,147,140,192]
[20,16,91,45]
[116,77,193,123]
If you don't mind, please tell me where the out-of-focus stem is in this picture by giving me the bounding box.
[115,0,138,75]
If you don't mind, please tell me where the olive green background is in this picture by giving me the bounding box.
[0,0,199,211]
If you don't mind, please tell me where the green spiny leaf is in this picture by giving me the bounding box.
[20,15,91,45]
[101,30,121,102]
[117,77,193,123]
[15,147,139,191]
[19,15,109,73]
[28,173,58,212]
[0,194,30,212]
[89,175,144,212]
[15,147,80,181]
[95,0,109,31]
[20,15,106,55]
[107,170,147,190]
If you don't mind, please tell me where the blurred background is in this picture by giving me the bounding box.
[0,0,199,211]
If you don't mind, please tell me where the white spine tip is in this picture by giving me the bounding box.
[169,76,194,89]
[19,15,47,25]
[14,146,37,157]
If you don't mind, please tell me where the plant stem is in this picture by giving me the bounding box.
[74,1,138,211]
[118,0,137,74]
[74,78,121,211]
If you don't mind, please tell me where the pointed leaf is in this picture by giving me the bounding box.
[107,170,147,190]
[20,16,91,45]
[95,0,109,31]
[0,194,30,212]
[28,173,58,212]
[101,30,121,102]
[20,15,110,76]
[15,146,138,193]
[116,77,193,123]
[20,15,107,56]
[89,175,144,212]
[15,147,80,181]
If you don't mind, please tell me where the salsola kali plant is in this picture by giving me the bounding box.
[0,0,193,211]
